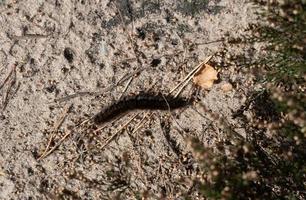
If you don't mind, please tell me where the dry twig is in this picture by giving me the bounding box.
[55,67,148,102]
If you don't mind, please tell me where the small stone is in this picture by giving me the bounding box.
[151,58,161,67]
[221,83,233,92]
[64,47,74,63]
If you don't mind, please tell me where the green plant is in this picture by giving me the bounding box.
[190,1,306,199]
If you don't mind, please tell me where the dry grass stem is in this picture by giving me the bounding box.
[38,104,71,160]
[100,113,139,150]
[11,34,49,40]
[169,55,213,97]
[0,65,16,91]
[131,112,152,135]
[55,67,148,102]
[119,76,133,100]
[38,130,72,160]
[1,65,17,111]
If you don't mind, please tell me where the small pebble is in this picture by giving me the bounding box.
[221,83,233,92]
[64,47,74,63]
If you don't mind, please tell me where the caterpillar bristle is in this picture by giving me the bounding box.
[93,92,189,124]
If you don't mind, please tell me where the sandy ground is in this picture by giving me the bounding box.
[0,0,258,199]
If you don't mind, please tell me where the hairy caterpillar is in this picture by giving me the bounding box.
[93,92,189,124]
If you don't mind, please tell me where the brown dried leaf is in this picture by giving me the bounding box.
[193,64,218,89]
